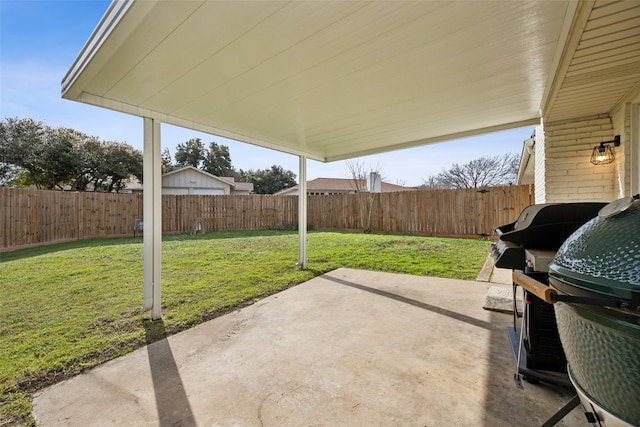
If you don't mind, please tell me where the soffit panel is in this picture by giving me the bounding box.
[547,0,640,122]
[118,5,289,105]
[65,0,572,160]
[79,1,203,97]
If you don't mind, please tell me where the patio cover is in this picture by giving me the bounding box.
[62,0,640,318]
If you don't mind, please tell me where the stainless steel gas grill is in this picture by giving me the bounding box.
[491,202,606,385]
[491,203,607,271]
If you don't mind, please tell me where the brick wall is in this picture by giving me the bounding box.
[542,114,617,203]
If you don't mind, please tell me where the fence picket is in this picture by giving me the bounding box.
[0,185,533,251]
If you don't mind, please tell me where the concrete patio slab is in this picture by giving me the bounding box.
[491,267,514,285]
[32,268,589,426]
[475,254,512,286]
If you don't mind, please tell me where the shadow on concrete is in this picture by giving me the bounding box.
[481,306,580,425]
[323,273,582,426]
[322,274,493,331]
[143,319,197,427]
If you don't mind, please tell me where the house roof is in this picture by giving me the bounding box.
[163,165,230,184]
[277,177,415,195]
[62,1,640,162]
[232,182,254,192]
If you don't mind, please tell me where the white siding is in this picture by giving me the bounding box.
[163,168,223,189]
[195,188,225,195]
[162,168,231,195]
[162,187,225,195]
[162,188,187,195]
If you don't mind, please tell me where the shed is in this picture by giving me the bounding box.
[162,166,252,195]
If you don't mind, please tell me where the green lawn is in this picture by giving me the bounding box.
[0,230,490,425]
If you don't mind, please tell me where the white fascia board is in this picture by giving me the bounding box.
[539,0,593,118]
[516,137,535,185]
[62,0,136,98]
[324,118,541,163]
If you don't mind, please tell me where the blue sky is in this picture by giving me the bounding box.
[0,0,534,186]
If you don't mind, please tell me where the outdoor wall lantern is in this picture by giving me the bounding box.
[590,135,620,165]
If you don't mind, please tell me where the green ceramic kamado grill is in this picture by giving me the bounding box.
[548,195,640,426]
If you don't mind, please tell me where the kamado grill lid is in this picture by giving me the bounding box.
[549,195,640,301]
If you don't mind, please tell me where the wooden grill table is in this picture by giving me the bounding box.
[509,271,571,387]
[509,271,583,426]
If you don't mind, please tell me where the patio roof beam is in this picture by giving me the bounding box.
[73,92,326,162]
[323,118,541,162]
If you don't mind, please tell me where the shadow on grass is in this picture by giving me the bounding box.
[0,229,298,262]
[143,319,197,427]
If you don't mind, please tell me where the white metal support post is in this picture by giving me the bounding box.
[298,156,307,269]
[142,118,163,320]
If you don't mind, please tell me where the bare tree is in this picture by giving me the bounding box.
[345,158,366,192]
[345,158,386,232]
[345,158,386,191]
[420,175,445,189]
[422,153,519,189]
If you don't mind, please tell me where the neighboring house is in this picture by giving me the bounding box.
[121,178,144,194]
[123,166,253,195]
[162,166,252,195]
[276,174,415,196]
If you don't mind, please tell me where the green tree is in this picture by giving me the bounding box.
[0,118,43,185]
[0,118,85,189]
[174,138,205,168]
[36,127,85,189]
[95,142,143,192]
[202,141,233,176]
[240,165,296,194]
[71,139,142,192]
[161,148,174,173]
[70,136,104,191]
[1,117,143,192]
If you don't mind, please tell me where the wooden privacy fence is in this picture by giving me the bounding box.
[0,188,143,251]
[307,185,533,237]
[0,185,533,252]
[162,194,298,234]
